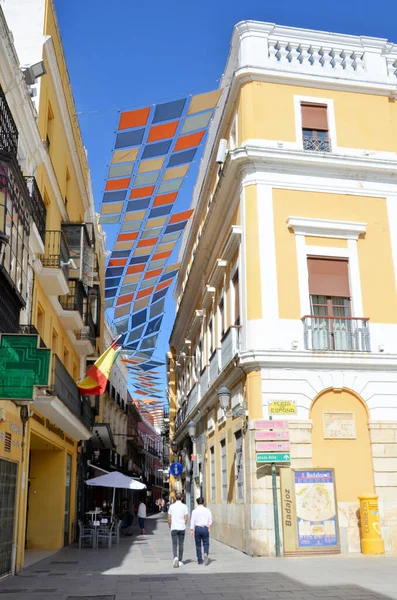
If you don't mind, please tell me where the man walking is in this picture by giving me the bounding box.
[190,497,212,565]
[137,499,146,535]
[168,492,188,568]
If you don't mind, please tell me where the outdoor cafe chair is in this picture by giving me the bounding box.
[78,520,96,549]
[110,518,121,545]
[96,522,113,549]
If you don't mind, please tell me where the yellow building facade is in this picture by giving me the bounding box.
[169,22,397,556]
[0,0,105,575]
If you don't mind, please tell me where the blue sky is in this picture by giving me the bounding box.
[54,0,396,400]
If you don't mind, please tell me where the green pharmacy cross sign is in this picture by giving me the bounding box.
[0,334,51,400]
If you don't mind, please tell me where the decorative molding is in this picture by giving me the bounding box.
[221,225,242,262]
[207,259,227,289]
[287,216,367,240]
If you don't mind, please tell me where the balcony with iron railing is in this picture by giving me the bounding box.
[57,279,85,331]
[24,176,47,243]
[302,315,370,352]
[37,230,70,296]
[302,135,331,152]
[0,86,18,156]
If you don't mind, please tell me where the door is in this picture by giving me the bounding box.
[0,459,18,576]
[64,454,72,546]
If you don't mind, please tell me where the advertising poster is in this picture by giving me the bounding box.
[294,469,339,549]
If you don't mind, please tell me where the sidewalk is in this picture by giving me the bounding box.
[0,514,396,599]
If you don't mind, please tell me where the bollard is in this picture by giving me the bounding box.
[358,494,385,554]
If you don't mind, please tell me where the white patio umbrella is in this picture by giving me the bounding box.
[86,471,146,518]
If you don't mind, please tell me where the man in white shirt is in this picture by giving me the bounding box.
[137,500,146,535]
[168,492,188,567]
[190,496,212,565]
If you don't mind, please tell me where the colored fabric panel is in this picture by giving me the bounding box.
[112,148,140,163]
[140,277,157,289]
[129,255,149,265]
[115,128,145,149]
[101,202,124,214]
[105,177,131,191]
[99,215,120,225]
[153,250,171,260]
[166,262,181,273]
[137,237,158,248]
[130,185,155,199]
[157,242,176,253]
[164,221,187,234]
[142,140,172,159]
[187,89,223,115]
[120,222,142,232]
[125,341,139,350]
[153,192,178,207]
[114,317,130,334]
[118,107,150,130]
[105,288,117,299]
[133,297,150,311]
[138,157,165,173]
[104,298,114,310]
[162,164,189,181]
[139,335,158,350]
[159,269,178,282]
[109,258,127,267]
[136,287,154,299]
[152,99,186,124]
[108,164,134,178]
[111,249,131,258]
[117,232,139,242]
[127,325,145,343]
[133,172,160,187]
[120,283,138,295]
[123,211,146,222]
[141,227,162,239]
[156,279,172,291]
[173,130,205,152]
[144,316,163,336]
[148,206,173,218]
[105,276,121,288]
[116,293,134,306]
[148,120,179,142]
[181,110,213,134]
[145,268,162,280]
[126,198,150,211]
[145,216,167,229]
[150,298,165,318]
[106,267,124,278]
[157,178,183,194]
[130,309,147,329]
[123,273,141,284]
[161,232,181,243]
[127,264,145,274]
[133,247,153,256]
[169,209,194,224]
[114,241,135,250]
[114,303,131,318]
[103,190,127,203]
[167,148,197,167]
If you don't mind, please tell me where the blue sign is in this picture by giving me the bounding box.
[169,462,183,477]
[294,469,339,549]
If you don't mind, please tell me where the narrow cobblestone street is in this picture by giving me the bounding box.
[0,515,396,600]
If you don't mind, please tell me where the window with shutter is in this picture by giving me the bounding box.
[301,103,330,152]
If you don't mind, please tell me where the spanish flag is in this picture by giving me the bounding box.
[78,338,121,395]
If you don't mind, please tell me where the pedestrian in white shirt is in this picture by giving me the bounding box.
[190,496,212,565]
[137,500,146,535]
[168,492,188,568]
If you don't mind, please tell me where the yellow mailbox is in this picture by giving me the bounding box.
[358,494,385,554]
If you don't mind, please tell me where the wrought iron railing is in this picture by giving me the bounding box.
[41,230,70,278]
[302,135,331,152]
[302,315,370,352]
[0,86,18,155]
[59,279,85,317]
[24,176,47,243]
[49,354,92,430]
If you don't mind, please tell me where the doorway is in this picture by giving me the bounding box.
[64,454,72,546]
[0,458,18,577]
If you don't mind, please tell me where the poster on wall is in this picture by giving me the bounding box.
[280,468,340,556]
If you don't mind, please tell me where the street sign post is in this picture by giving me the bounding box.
[256,441,290,452]
[256,452,291,463]
[255,420,288,430]
[255,430,289,441]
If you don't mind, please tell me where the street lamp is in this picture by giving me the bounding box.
[171,440,178,454]
[188,420,196,439]
[217,384,248,421]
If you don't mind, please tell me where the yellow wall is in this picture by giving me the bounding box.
[310,388,374,502]
[244,185,262,320]
[238,81,397,152]
[273,189,397,322]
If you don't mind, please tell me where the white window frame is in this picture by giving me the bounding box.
[230,259,240,326]
[293,95,338,152]
[220,438,227,502]
[217,289,226,344]
[287,217,366,318]
[208,314,214,357]
[231,383,243,409]
[210,446,216,501]
[229,113,238,150]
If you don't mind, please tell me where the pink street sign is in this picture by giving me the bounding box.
[255,430,289,441]
[255,420,288,430]
[255,441,291,452]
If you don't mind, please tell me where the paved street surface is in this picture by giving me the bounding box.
[1,514,397,599]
